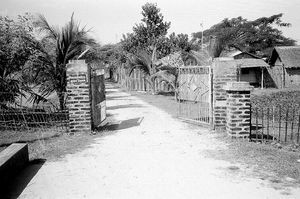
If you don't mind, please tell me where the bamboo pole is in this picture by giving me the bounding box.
[285,108,289,142]
[272,106,275,141]
[291,109,295,141]
[267,107,270,140]
[261,67,264,89]
[262,108,264,141]
[297,112,300,144]
[279,106,282,142]
[256,107,258,141]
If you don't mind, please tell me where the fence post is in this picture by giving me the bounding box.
[66,60,91,133]
[224,81,253,138]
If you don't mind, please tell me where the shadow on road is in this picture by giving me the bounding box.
[0,159,46,199]
[97,117,143,131]
[106,104,144,111]
[106,95,130,100]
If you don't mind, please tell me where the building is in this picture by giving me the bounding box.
[214,57,269,88]
[235,59,269,88]
[268,46,300,88]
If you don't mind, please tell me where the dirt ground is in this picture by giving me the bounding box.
[3,82,300,198]
[128,89,300,182]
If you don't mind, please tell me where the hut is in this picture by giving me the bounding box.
[268,46,300,88]
[234,59,269,88]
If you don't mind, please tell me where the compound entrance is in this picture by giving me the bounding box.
[177,66,213,127]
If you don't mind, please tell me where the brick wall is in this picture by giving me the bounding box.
[66,60,91,133]
[212,59,238,129]
[224,82,252,138]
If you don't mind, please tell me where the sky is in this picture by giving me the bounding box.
[1,0,300,45]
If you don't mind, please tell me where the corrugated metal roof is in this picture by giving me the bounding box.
[274,46,300,68]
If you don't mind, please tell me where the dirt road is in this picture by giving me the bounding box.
[18,83,300,198]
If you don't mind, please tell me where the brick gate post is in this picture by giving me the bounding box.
[224,82,253,138]
[66,60,91,133]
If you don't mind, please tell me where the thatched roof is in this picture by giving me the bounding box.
[269,46,300,68]
[233,58,269,68]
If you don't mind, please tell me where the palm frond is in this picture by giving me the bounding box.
[35,14,59,40]
[150,70,176,90]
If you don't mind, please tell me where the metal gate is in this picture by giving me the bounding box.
[177,65,213,127]
[90,66,106,129]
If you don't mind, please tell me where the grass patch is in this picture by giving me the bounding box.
[0,128,64,147]
[207,132,300,182]
[0,131,100,161]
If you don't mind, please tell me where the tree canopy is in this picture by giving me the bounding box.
[121,3,171,58]
[192,14,296,57]
[0,13,37,105]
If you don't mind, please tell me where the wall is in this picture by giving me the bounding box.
[285,68,300,87]
[267,58,284,88]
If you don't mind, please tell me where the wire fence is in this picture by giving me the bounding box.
[250,105,300,144]
[0,92,69,146]
[0,109,69,131]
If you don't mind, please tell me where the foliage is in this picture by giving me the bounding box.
[98,44,127,71]
[252,90,300,110]
[169,33,199,53]
[127,48,157,76]
[121,3,171,58]
[126,47,159,92]
[27,13,97,109]
[192,14,296,57]
[150,65,178,98]
[150,52,185,100]
[0,13,37,106]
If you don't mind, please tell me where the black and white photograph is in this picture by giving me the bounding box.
[0,0,300,198]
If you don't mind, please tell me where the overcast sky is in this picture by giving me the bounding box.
[1,0,300,45]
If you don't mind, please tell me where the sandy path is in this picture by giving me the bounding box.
[19,83,300,199]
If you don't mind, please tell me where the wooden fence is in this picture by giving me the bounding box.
[116,67,172,92]
[251,105,300,144]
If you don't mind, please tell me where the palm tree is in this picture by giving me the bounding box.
[150,50,212,100]
[127,47,158,92]
[150,65,178,99]
[29,13,96,110]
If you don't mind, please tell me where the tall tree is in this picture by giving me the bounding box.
[28,14,97,110]
[121,3,171,58]
[192,14,296,57]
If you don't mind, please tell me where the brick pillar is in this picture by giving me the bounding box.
[66,60,91,133]
[212,59,237,130]
[224,81,253,138]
